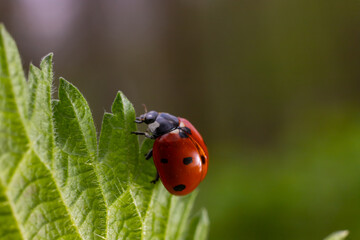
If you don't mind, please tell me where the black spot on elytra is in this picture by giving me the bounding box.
[182,127,191,134]
[201,156,206,164]
[179,131,188,138]
[161,158,168,163]
[173,184,186,191]
[183,157,193,165]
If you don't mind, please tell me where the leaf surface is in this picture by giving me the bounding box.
[184,209,209,240]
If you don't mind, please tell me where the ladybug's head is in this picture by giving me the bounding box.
[135,110,159,124]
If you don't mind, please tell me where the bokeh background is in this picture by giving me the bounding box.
[1,1,360,239]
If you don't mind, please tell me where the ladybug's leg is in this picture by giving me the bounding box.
[144,149,153,160]
[131,131,145,135]
[150,172,160,184]
[131,131,155,139]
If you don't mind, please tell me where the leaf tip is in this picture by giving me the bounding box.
[324,230,349,240]
[58,77,71,96]
[111,91,125,114]
[200,208,210,224]
[0,23,6,33]
[59,77,70,87]
[0,24,13,42]
[41,52,53,65]
[0,23,8,38]
[59,77,66,87]
[29,63,36,71]
[40,53,54,84]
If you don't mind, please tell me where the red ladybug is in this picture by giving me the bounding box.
[132,110,208,195]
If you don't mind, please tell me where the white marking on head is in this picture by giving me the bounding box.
[148,121,160,133]
[169,129,180,135]
[179,121,185,127]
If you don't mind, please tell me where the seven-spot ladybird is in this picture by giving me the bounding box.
[132,110,208,196]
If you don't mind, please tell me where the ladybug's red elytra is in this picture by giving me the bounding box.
[132,110,208,196]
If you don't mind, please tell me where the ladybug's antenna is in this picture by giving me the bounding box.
[142,104,148,113]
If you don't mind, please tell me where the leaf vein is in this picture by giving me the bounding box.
[31,150,84,239]
[23,198,61,225]
[68,186,98,208]
[141,187,156,239]
[6,148,32,186]
[164,196,173,240]
[2,187,24,240]
[28,215,72,240]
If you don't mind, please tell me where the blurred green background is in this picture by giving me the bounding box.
[1,1,360,239]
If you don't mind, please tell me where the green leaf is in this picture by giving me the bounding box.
[28,54,54,167]
[324,230,349,240]
[0,24,209,240]
[52,78,106,239]
[184,209,210,240]
[0,24,28,185]
[0,181,21,239]
[97,91,140,206]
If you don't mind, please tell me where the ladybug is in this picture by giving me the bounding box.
[132,109,208,196]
